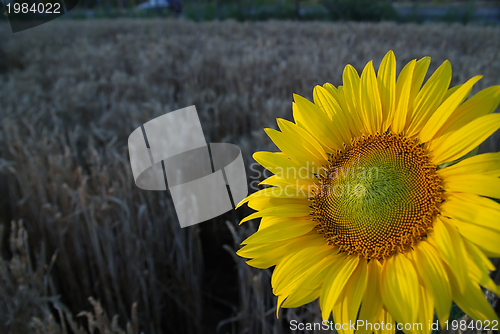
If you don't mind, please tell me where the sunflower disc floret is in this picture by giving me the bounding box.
[311,132,444,260]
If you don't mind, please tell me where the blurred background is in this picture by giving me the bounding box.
[0,1,499,333]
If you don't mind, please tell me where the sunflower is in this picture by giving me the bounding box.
[236,50,500,333]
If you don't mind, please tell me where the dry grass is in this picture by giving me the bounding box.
[0,18,499,334]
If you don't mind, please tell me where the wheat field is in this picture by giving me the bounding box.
[0,18,499,334]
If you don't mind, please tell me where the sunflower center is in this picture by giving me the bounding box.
[310,132,443,260]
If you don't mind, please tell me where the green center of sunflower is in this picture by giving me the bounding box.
[310,132,443,260]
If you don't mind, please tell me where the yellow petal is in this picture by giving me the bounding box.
[280,253,339,308]
[246,256,283,270]
[378,50,397,131]
[440,193,500,232]
[238,234,309,264]
[252,151,318,184]
[237,239,289,258]
[293,94,343,152]
[463,234,496,272]
[419,75,482,142]
[360,60,383,133]
[427,216,468,294]
[276,294,286,319]
[313,85,352,143]
[332,291,350,334]
[280,287,321,310]
[466,260,500,297]
[259,174,316,189]
[323,82,338,97]
[375,308,395,334]
[463,239,500,295]
[241,219,314,244]
[413,241,451,325]
[343,65,368,134]
[406,60,452,137]
[264,126,324,167]
[335,260,368,334]
[258,216,299,230]
[357,260,383,334]
[392,59,416,134]
[254,174,312,189]
[236,185,308,209]
[442,84,463,102]
[250,183,308,199]
[447,215,500,257]
[239,204,311,224]
[240,232,324,268]
[247,196,306,211]
[411,284,433,334]
[272,243,333,294]
[429,113,500,165]
[447,272,499,322]
[320,254,359,320]
[433,85,500,138]
[337,85,364,136]
[443,173,500,199]
[438,152,500,178]
[408,56,432,110]
[380,253,420,324]
[277,118,329,163]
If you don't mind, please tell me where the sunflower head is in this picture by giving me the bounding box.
[311,132,444,260]
[237,50,500,332]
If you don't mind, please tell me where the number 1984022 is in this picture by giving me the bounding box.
[6,2,61,14]
[444,319,498,331]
